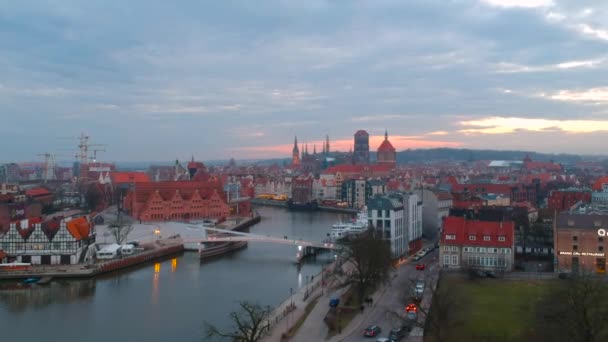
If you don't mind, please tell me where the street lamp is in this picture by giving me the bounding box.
[154,227,161,240]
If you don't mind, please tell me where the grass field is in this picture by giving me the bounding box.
[430,275,558,341]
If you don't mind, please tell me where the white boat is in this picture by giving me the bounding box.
[329,208,369,241]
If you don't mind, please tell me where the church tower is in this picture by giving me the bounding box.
[292,136,301,166]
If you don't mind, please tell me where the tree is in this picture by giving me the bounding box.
[109,222,133,245]
[344,232,393,304]
[532,272,608,342]
[203,301,272,342]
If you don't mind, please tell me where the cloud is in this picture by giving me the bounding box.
[577,24,608,41]
[460,116,608,134]
[494,58,606,73]
[426,131,450,136]
[480,0,553,8]
[539,87,608,103]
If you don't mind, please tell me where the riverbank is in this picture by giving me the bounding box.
[252,199,358,215]
[0,239,184,280]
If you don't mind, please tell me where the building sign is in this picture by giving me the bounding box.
[599,228,607,237]
[559,251,605,257]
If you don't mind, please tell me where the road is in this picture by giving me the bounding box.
[338,248,440,342]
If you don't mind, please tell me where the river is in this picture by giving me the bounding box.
[0,206,349,342]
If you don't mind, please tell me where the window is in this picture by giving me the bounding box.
[572,236,578,242]
[443,246,450,252]
[498,236,506,241]
[446,234,456,240]
[476,247,481,253]
[469,235,476,241]
[600,246,604,252]
[451,255,458,265]
[484,235,491,241]
[573,245,578,251]
[600,237,604,243]
[443,255,450,266]
[480,247,487,253]
[451,246,458,252]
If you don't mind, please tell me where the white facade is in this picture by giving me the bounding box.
[403,193,423,244]
[368,196,406,258]
[421,189,453,239]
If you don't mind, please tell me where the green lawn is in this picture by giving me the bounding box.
[433,275,558,341]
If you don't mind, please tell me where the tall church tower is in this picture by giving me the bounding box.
[292,136,301,166]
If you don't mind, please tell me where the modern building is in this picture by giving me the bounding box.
[554,212,607,274]
[367,194,406,258]
[420,189,453,239]
[439,216,515,271]
[125,181,231,222]
[353,130,370,165]
[376,130,397,169]
[0,163,21,184]
[0,216,95,265]
[341,178,372,209]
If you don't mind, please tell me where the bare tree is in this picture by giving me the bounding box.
[203,301,273,342]
[109,223,133,245]
[344,232,393,304]
[533,272,608,342]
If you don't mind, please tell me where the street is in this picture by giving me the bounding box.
[338,248,440,342]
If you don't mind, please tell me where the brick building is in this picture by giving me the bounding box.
[376,130,396,169]
[291,175,314,204]
[125,181,231,222]
[554,212,607,274]
[440,216,515,271]
[548,188,591,211]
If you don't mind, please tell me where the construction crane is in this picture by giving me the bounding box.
[36,153,76,183]
[90,148,106,162]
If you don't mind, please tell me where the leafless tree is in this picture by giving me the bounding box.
[108,220,133,245]
[344,232,393,304]
[203,301,273,342]
[533,271,608,342]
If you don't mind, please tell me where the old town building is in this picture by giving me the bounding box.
[548,188,591,211]
[0,216,95,265]
[440,216,515,271]
[125,181,230,222]
[353,130,370,165]
[376,130,397,169]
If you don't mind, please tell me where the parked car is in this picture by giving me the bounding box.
[363,325,381,337]
[329,298,340,307]
[388,326,406,341]
[415,264,425,271]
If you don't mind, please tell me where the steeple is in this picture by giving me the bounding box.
[385,129,388,141]
[294,136,298,148]
[313,144,316,155]
[325,135,330,154]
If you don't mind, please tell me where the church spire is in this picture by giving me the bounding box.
[313,144,316,155]
[325,135,330,154]
[385,129,388,141]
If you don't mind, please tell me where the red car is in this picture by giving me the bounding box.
[363,325,381,337]
[415,264,425,270]
[406,304,417,313]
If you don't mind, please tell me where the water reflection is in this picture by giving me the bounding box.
[0,280,95,313]
[171,258,177,272]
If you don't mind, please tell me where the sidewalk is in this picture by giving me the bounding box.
[262,262,341,342]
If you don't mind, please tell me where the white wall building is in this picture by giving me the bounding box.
[367,195,406,258]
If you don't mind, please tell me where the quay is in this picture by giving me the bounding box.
[252,198,358,215]
[0,239,184,280]
[0,214,262,280]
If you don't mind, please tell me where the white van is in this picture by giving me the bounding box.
[96,244,121,260]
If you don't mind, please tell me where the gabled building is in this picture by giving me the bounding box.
[376,130,396,169]
[125,181,230,222]
[0,216,95,265]
[440,216,515,271]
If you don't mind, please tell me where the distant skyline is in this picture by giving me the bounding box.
[2,0,608,162]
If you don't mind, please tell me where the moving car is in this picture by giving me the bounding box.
[415,264,425,271]
[405,304,417,313]
[363,325,381,337]
[414,282,425,297]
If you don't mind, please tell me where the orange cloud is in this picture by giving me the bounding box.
[459,116,608,134]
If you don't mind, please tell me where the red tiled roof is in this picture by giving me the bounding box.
[593,176,608,191]
[436,192,453,201]
[110,172,150,184]
[524,161,561,172]
[25,188,51,197]
[132,180,225,203]
[377,139,395,152]
[66,217,91,241]
[441,216,514,247]
[324,164,392,175]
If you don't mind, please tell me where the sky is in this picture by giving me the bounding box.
[1,0,608,162]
